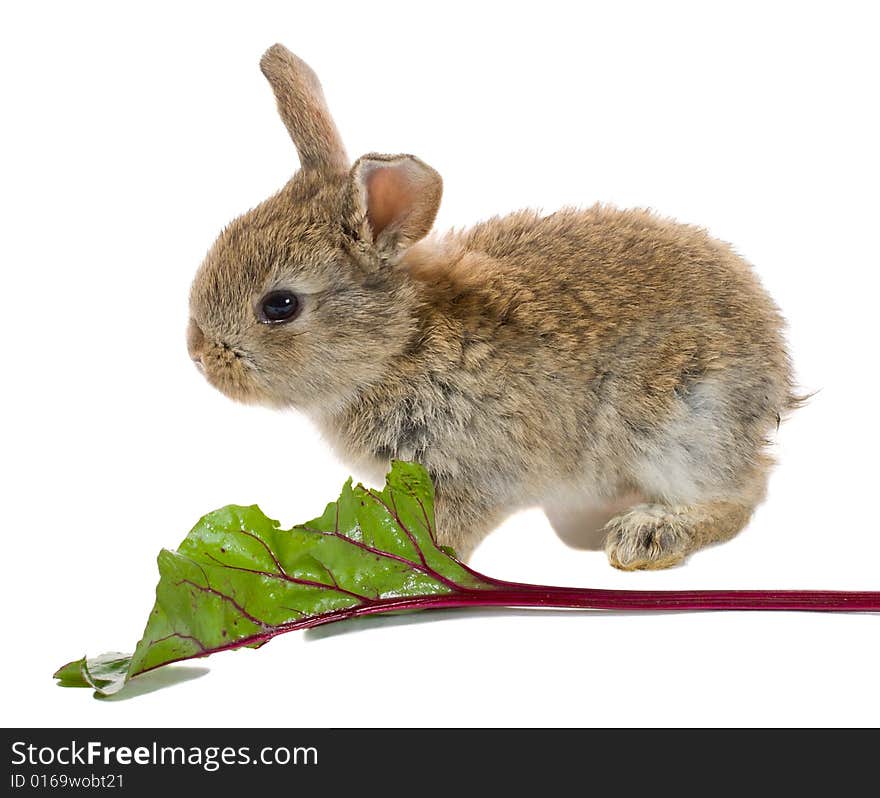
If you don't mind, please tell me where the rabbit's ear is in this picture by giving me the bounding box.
[259,44,348,173]
[349,154,442,259]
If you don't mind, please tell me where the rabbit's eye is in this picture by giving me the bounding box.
[258,290,301,324]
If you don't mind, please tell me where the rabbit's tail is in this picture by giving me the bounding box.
[777,388,815,427]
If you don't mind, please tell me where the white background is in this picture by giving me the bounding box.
[2,1,878,727]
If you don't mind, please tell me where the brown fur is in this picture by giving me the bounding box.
[188,45,799,569]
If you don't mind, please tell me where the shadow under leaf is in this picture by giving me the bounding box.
[98,666,210,701]
[302,605,670,641]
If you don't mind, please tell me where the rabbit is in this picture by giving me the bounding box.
[187,44,801,570]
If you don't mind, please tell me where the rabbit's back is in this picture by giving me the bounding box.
[409,205,794,409]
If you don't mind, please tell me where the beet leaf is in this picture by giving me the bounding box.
[55,461,880,697]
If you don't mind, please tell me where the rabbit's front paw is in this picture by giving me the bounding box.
[603,504,694,571]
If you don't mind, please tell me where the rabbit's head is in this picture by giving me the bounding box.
[188,45,442,411]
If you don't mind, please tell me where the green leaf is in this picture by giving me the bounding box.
[59,461,493,697]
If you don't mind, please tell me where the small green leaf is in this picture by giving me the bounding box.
[54,653,131,696]
[53,657,90,688]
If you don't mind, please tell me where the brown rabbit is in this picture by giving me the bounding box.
[188,44,799,570]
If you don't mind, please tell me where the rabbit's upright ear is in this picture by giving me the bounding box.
[348,154,443,261]
[259,44,348,173]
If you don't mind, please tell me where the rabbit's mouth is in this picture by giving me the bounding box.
[197,351,264,406]
[188,317,263,405]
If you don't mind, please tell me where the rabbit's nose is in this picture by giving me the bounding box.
[187,318,206,370]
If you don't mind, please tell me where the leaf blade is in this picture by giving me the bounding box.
[62,461,491,696]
